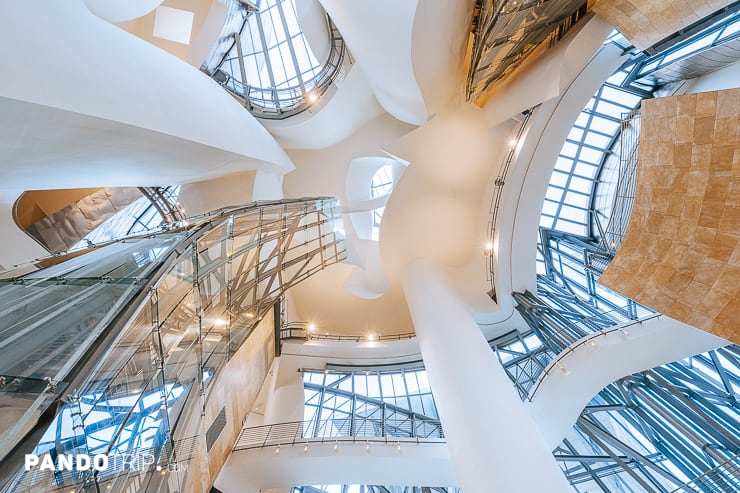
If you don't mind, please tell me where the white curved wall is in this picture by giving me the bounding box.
[84,0,163,22]
[295,0,331,63]
[410,0,473,115]
[0,0,293,186]
[0,191,48,269]
[526,317,728,449]
[263,66,385,150]
[217,442,457,492]
[318,0,428,125]
[494,43,625,296]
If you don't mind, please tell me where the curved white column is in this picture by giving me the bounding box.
[402,259,571,493]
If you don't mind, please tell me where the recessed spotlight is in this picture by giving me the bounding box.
[308,93,318,102]
[308,323,316,332]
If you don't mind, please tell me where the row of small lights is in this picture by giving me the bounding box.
[274,441,404,456]
[552,326,632,378]
[307,323,376,342]
[482,136,519,257]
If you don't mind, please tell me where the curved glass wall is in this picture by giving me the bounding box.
[203,0,345,119]
[1,198,346,493]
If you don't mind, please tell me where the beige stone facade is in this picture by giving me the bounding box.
[600,88,740,344]
[591,0,729,50]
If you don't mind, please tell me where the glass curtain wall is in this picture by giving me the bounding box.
[297,370,451,493]
[303,368,441,440]
[516,16,740,492]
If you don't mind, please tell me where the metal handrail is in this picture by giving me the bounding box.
[280,322,415,342]
[234,417,445,451]
[486,106,536,299]
[526,313,662,402]
[670,453,740,492]
[208,12,346,120]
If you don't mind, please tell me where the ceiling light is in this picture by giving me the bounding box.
[558,364,571,376]
[395,443,402,452]
[367,334,375,341]
[485,241,494,251]
[365,442,371,453]
[509,138,518,148]
[308,323,316,332]
[275,446,280,455]
[333,442,339,452]
[304,444,309,453]
[589,340,598,348]
[308,93,318,102]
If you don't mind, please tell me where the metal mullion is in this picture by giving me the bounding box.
[254,11,279,107]
[561,437,613,490]
[628,393,716,481]
[642,373,740,454]
[577,419,667,492]
[274,0,305,92]
[709,351,739,398]
[654,364,732,404]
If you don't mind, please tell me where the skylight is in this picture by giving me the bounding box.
[204,0,345,118]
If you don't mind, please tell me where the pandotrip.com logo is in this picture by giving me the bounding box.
[23,452,183,473]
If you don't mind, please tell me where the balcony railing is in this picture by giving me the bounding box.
[280,322,415,342]
[234,417,445,451]
[671,454,740,492]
